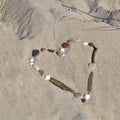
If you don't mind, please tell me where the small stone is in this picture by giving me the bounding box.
[39,70,45,77]
[41,48,47,52]
[32,49,40,57]
[44,75,51,81]
[81,98,87,103]
[62,42,70,48]
[88,42,93,47]
[74,93,82,98]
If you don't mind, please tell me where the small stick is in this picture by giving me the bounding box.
[87,72,93,94]
[92,45,97,64]
[49,77,75,94]
[88,43,98,64]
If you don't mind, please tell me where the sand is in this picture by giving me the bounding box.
[0,0,120,120]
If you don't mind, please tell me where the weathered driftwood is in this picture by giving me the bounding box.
[87,72,93,94]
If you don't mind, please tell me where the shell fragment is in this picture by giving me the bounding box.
[83,42,89,46]
[44,75,51,81]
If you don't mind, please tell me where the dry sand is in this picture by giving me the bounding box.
[0,0,120,120]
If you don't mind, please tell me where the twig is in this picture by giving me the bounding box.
[88,43,98,64]
[49,77,75,94]
[87,72,93,94]
[92,45,97,64]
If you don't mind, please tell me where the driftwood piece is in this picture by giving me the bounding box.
[49,77,75,94]
[87,72,93,94]
[88,43,97,64]
[92,45,98,64]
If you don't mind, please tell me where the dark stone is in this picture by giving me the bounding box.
[74,93,82,98]
[32,49,40,57]
[61,42,70,48]
[88,42,93,47]
[81,98,87,103]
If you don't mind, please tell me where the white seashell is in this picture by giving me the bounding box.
[44,75,51,81]
[32,64,40,71]
[30,58,34,63]
[30,62,34,66]
[60,48,65,52]
[83,42,89,46]
[84,94,90,100]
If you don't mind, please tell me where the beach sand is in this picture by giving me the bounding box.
[0,0,120,120]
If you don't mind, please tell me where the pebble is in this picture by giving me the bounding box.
[32,49,40,57]
[41,48,47,52]
[88,42,93,47]
[74,92,82,98]
[62,42,70,48]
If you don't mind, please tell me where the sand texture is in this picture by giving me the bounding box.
[0,0,120,120]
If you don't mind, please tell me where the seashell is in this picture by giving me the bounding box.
[56,48,65,57]
[60,48,65,52]
[74,38,80,42]
[84,94,91,100]
[83,42,89,46]
[44,75,51,81]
